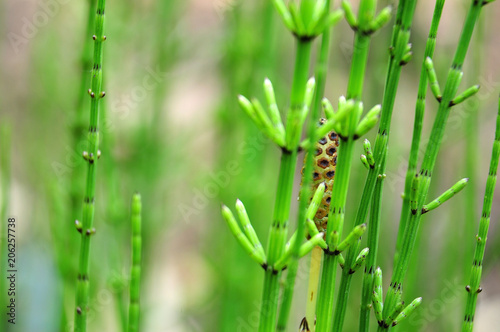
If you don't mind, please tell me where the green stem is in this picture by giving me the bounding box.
[259,39,312,332]
[395,0,445,265]
[329,2,378,329]
[74,1,106,331]
[128,193,142,332]
[71,0,97,224]
[297,4,335,330]
[462,12,483,282]
[315,134,356,332]
[359,168,384,331]
[383,0,485,324]
[331,1,418,330]
[316,0,378,328]
[277,4,333,328]
[462,97,500,332]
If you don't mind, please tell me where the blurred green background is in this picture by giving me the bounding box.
[1,0,500,331]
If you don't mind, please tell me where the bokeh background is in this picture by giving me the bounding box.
[1,0,500,331]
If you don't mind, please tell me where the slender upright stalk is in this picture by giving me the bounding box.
[300,7,335,329]
[315,1,377,330]
[462,97,500,331]
[462,15,484,279]
[277,3,336,328]
[333,1,418,330]
[359,164,384,332]
[128,193,142,332]
[259,39,312,332]
[382,1,486,327]
[71,0,97,223]
[394,0,445,264]
[66,3,97,326]
[74,0,107,331]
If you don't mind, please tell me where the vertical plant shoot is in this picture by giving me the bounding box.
[462,98,500,332]
[128,193,142,332]
[74,0,107,331]
[315,0,389,330]
[381,1,488,328]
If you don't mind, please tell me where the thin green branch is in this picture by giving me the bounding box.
[259,35,313,332]
[127,193,142,332]
[74,0,107,331]
[462,96,500,332]
[315,1,381,330]
[359,169,385,332]
[461,12,484,287]
[395,0,445,266]
[277,4,336,327]
[70,0,97,225]
[330,1,418,330]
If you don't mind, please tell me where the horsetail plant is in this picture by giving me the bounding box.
[371,266,423,329]
[288,5,340,320]
[277,1,344,321]
[370,2,444,329]
[313,1,391,331]
[70,0,97,224]
[73,0,107,330]
[222,1,344,330]
[461,18,485,282]
[394,0,445,265]
[128,193,142,332]
[462,97,500,332]
[380,0,490,328]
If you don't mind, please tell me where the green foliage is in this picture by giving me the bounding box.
[2,0,500,331]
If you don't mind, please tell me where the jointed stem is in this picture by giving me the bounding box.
[259,39,312,332]
[383,0,485,324]
[395,0,445,265]
[461,12,484,285]
[71,0,97,208]
[316,0,377,328]
[278,4,336,326]
[462,97,500,332]
[328,1,419,330]
[128,193,142,332]
[74,1,106,331]
[300,6,334,329]
[359,165,384,331]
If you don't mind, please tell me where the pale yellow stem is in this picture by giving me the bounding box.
[305,245,323,331]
